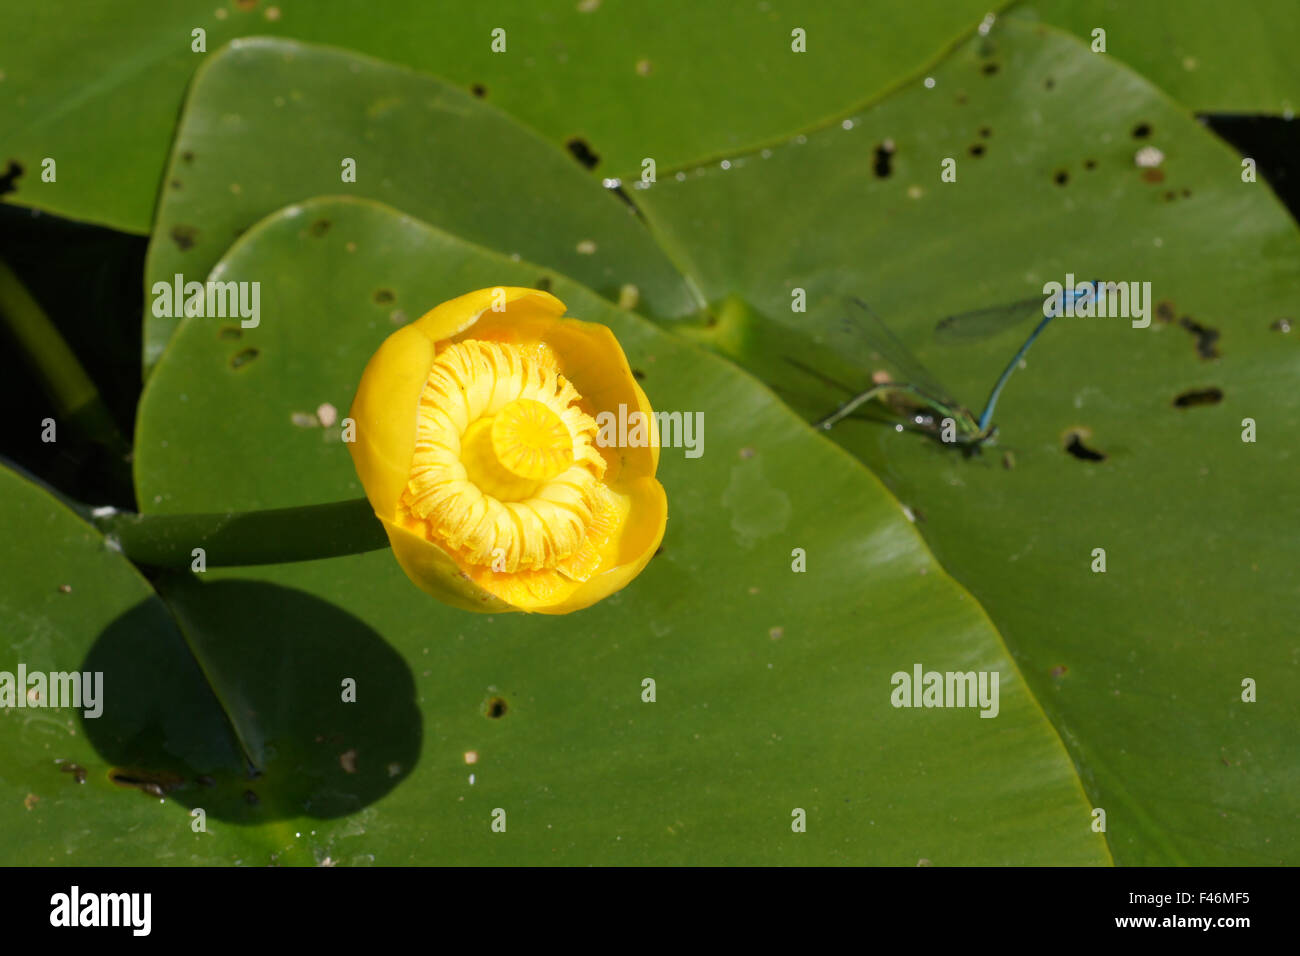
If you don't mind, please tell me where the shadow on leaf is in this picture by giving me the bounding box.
[80,577,421,823]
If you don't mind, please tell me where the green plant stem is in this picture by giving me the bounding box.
[91,497,389,568]
[0,256,133,464]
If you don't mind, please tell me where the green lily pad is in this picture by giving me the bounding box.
[141,36,700,372]
[0,465,427,863]
[129,195,1107,864]
[1011,0,1300,113]
[0,0,996,235]
[632,19,1300,863]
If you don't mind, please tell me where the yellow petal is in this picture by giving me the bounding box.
[348,324,436,520]
[413,286,565,344]
[538,476,667,614]
[381,516,512,613]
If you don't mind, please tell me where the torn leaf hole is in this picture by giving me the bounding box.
[566,137,600,170]
[229,348,259,369]
[872,141,895,178]
[169,224,199,251]
[1179,316,1220,359]
[1173,387,1224,408]
[108,768,184,798]
[0,160,24,195]
[1063,429,1106,461]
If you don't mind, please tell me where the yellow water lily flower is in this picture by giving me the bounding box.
[348,287,667,614]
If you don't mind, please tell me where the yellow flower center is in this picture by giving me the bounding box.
[398,340,615,578]
[460,398,575,501]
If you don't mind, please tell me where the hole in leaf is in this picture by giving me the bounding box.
[484,696,508,719]
[1053,169,1069,186]
[566,137,600,170]
[470,83,487,98]
[632,368,647,381]
[0,160,23,196]
[1178,316,1221,359]
[872,141,895,178]
[1132,122,1153,139]
[169,224,199,251]
[1084,158,1097,170]
[1270,317,1292,333]
[1063,429,1106,461]
[981,62,1000,75]
[968,143,986,157]
[1173,387,1224,408]
[109,768,184,798]
[309,218,331,237]
[372,288,395,304]
[229,348,259,369]
[535,276,552,292]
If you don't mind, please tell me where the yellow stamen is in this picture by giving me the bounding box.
[398,340,615,580]
[457,399,576,501]
[493,399,575,482]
